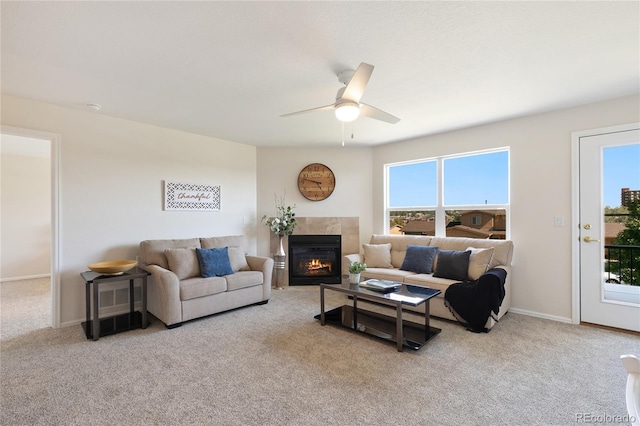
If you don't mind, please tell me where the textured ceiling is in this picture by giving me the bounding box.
[1,1,639,147]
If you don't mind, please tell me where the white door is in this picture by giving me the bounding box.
[579,127,640,332]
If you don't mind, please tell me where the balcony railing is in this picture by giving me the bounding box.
[605,244,639,286]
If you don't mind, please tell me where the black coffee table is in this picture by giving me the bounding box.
[316,280,441,351]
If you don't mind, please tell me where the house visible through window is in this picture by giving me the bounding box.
[386,149,509,239]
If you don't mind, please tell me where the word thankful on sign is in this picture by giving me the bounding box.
[164,181,220,211]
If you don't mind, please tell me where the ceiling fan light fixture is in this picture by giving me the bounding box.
[335,102,360,122]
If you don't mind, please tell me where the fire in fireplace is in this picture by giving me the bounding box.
[288,235,342,285]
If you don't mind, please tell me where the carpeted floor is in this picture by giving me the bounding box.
[1,279,637,425]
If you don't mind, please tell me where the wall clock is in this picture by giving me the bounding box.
[297,163,335,201]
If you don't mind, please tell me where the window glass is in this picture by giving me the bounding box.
[443,151,508,205]
[386,149,509,239]
[388,161,436,208]
[389,210,436,235]
[445,209,507,239]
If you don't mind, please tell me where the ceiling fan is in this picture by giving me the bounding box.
[281,62,400,124]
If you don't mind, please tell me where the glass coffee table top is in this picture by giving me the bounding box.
[317,280,442,351]
[321,281,441,306]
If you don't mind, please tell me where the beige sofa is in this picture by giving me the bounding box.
[139,236,273,328]
[345,235,514,330]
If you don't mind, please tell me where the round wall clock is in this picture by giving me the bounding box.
[297,163,336,201]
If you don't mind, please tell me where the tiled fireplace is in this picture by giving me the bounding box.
[288,235,341,285]
[268,217,359,288]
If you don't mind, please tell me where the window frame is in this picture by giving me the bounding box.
[384,148,510,239]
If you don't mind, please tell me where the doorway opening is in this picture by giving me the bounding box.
[0,128,60,330]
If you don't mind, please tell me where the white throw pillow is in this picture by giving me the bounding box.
[363,243,393,268]
[164,247,200,280]
[227,246,250,272]
[466,246,494,281]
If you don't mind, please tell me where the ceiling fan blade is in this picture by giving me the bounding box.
[341,62,374,103]
[360,103,400,124]
[280,104,335,117]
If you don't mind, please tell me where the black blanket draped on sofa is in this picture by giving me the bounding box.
[444,268,508,333]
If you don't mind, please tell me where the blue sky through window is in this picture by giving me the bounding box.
[444,151,508,205]
[388,161,436,207]
[603,144,640,208]
[388,151,509,208]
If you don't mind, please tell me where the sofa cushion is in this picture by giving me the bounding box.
[140,238,201,270]
[201,235,247,252]
[362,268,418,282]
[429,237,513,269]
[400,245,438,274]
[433,249,471,281]
[164,247,200,280]
[196,247,234,277]
[370,234,433,268]
[404,274,458,295]
[466,246,494,281]
[180,276,227,300]
[225,271,264,291]
[363,243,393,268]
[227,246,250,272]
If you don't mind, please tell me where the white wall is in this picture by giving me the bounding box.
[373,94,640,322]
[3,93,638,327]
[256,147,373,257]
[0,148,51,279]
[1,94,258,327]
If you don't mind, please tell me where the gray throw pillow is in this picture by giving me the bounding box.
[433,249,471,281]
[400,245,438,274]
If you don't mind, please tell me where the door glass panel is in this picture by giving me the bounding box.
[602,143,640,305]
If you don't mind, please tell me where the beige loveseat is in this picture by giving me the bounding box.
[345,235,514,330]
[139,236,273,328]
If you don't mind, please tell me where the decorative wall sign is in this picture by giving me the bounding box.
[164,181,220,211]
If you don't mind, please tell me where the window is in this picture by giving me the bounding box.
[385,149,509,239]
[388,161,436,208]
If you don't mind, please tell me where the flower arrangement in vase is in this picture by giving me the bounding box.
[348,261,367,284]
[262,194,296,256]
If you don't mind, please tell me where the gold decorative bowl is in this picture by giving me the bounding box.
[88,260,137,275]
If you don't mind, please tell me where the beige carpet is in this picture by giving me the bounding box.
[1,279,637,425]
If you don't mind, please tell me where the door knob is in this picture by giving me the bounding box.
[583,236,600,243]
[583,224,591,230]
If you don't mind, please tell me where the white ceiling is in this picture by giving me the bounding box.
[1,1,638,148]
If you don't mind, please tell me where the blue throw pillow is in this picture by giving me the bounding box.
[433,249,472,281]
[400,245,439,274]
[195,247,234,277]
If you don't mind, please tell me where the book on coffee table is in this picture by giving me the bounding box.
[360,279,402,292]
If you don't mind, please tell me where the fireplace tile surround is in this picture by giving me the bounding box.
[268,217,359,288]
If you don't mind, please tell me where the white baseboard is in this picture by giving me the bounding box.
[0,274,51,283]
[509,307,574,324]
[60,318,83,328]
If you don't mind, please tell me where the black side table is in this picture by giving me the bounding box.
[81,268,150,341]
